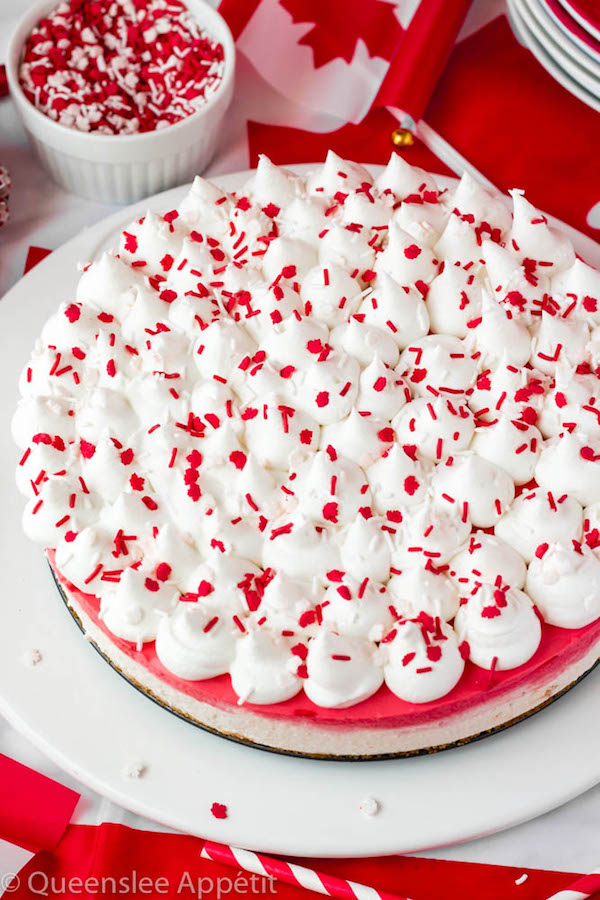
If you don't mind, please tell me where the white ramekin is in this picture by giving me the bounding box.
[7,0,235,204]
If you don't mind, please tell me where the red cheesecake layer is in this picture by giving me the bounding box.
[49,550,600,732]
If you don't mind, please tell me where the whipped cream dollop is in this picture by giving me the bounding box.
[304,629,383,709]
[526,543,600,629]
[100,568,178,648]
[322,575,394,640]
[431,451,515,528]
[384,616,465,704]
[230,630,302,704]
[449,533,527,593]
[535,432,600,506]
[15,151,600,711]
[495,489,583,563]
[155,600,237,680]
[387,567,459,621]
[454,584,542,670]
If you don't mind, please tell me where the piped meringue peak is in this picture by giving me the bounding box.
[14,154,600,710]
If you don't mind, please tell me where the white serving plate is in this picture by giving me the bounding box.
[508,0,600,111]
[1,167,600,857]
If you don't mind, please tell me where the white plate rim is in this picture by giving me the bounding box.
[557,0,600,43]
[540,0,600,61]
[526,0,600,73]
[2,166,600,857]
[515,0,600,90]
[509,0,600,112]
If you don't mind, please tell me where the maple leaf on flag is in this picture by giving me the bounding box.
[279,0,404,68]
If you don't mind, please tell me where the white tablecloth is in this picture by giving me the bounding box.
[1,0,599,881]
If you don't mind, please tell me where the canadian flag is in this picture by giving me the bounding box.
[236,0,407,122]
[221,0,475,125]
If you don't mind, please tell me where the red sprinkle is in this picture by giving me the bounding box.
[156,563,171,582]
[210,802,228,820]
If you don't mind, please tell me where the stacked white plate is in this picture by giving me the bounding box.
[508,0,600,111]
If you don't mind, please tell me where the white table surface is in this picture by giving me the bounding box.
[1,0,598,882]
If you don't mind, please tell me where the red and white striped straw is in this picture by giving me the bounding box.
[546,868,600,900]
[201,841,412,900]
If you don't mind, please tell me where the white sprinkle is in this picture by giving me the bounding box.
[23,648,43,666]
[124,761,146,779]
[515,874,528,885]
[360,797,380,817]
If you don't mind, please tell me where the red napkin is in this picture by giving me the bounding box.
[3,822,584,899]
[0,754,79,852]
[24,246,53,273]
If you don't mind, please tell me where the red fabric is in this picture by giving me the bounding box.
[4,823,585,899]
[24,246,53,273]
[0,755,79,852]
[424,14,600,240]
[375,0,473,123]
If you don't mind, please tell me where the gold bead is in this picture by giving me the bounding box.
[391,127,414,148]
